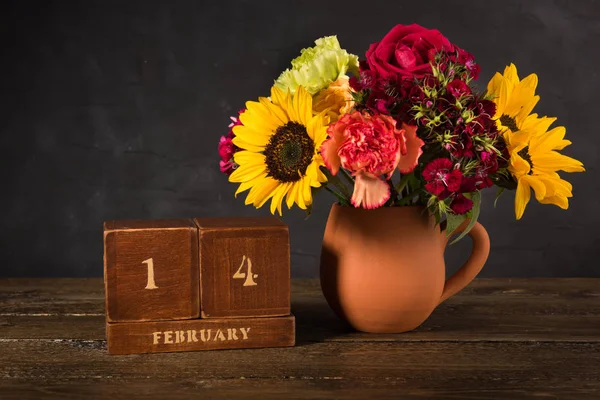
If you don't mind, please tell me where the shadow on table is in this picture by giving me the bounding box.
[291,291,356,346]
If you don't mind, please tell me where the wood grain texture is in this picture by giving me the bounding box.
[106,315,295,355]
[1,279,600,399]
[0,341,598,399]
[195,218,290,318]
[104,219,199,322]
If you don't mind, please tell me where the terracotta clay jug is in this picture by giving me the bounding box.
[320,204,490,333]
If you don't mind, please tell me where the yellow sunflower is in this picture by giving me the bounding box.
[505,114,585,219]
[229,85,329,215]
[487,63,539,133]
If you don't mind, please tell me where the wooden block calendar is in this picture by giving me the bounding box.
[103,217,295,355]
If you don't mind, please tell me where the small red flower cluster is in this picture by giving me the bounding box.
[349,24,505,215]
[218,110,244,175]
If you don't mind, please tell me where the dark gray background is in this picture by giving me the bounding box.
[1,0,597,278]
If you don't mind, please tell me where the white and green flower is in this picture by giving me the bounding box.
[275,36,359,96]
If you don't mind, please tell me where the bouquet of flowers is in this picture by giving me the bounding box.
[218,24,584,239]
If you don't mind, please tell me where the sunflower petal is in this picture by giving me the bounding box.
[293,86,313,125]
[508,152,531,178]
[295,180,307,209]
[232,126,270,148]
[521,175,546,201]
[229,162,267,183]
[285,90,298,122]
[515,95,540,126]
[270,86,288,108]
[539,195,569,209]
[246,177,279,208]
[487,72,508,116]
[270,183,290,216]
[530,126,570,153]
[504,73,538,118]
[286,181,298,209]
[231,137,266,153]
[233,151,265,165]
[503,63,519,85]
[537,174,573,196]
[533,151,585,174]
[302,177,312,205]
[243,101,280,132]
[234,173,267,197]
[515,178,531,220]
[259,97,288,126]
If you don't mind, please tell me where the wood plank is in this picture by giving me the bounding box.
[1,379,598,400]
[0,341,598,399]
[106,315,295,354]
[2,278,599,315]
[0,278,104,315]
[1,279,600,342]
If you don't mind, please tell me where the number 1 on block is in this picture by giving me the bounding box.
[142,258,159,290]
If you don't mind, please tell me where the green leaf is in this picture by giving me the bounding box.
[449,190,482,245]
[433,208,443,225]
[395,173,411,193]
[397,194,417,206]
[494,187,504,208]
[407,173,421,192]
[445,212,467,238]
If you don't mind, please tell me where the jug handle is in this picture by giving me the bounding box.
[438,221,490,305]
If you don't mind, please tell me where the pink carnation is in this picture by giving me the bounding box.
[321,111,424,209]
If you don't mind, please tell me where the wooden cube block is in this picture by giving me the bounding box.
[104,219,200,322]
[106,315,295,355]
[194,217,290,318]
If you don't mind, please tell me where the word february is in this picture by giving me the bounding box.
[106,316,295,355]
[152,327,250,345]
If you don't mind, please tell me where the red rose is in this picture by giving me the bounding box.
[365,24,452,80]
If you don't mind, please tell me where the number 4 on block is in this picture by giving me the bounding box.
[195,217,291,319]
[104,219,200,322]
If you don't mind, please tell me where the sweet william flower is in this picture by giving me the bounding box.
[321,111,423,209]
[423,158,463,199]
[218,110,245,176]
[447,79,471,98]
[275,36,359,96]
[450,193,474,215]
[218,134,236,175]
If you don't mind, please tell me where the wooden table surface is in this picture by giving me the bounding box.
[0,278,599,399]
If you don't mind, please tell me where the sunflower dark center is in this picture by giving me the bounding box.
[499,114,519,132]
[518,146,534,174]
[264,122,314,182]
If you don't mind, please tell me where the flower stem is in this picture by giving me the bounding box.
[340,168,355,186]
[324,186,350,206]
[387,179,399,204]
[395,173,411,196]
[322,167,351,199]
